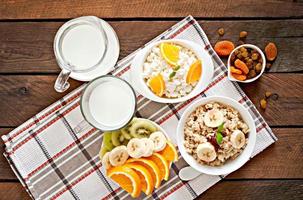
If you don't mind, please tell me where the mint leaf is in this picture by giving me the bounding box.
[216,123,225,145]
[216,132,223,144]
[217,123,224,133]
[174,65,180,71]
[169,71,176,79]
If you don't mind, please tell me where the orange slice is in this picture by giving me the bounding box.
[148,74,165,97]
[107,165,141,198]
[124,163,154,195]
[158,141,178,162]
[160,43,180,66]
[146,153,170,181]
[186,60,202,84]
[127,158,162,188]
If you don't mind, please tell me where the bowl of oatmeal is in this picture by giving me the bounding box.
[176,96,256,175]
[130,39,214,103]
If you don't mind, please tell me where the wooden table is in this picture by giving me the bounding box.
[0,1,302,199]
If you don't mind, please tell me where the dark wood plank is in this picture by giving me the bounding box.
[1,128,302,180]
[0,20,302,73]
[0,74,302,127]
[0,182,30,200]
[0,0,302,19]
[199,180,303,200]
[0,180,302,200]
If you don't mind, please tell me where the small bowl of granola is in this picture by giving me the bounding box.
[130,39,214,103]
[176,96,256,175]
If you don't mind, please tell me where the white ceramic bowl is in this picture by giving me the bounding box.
[177,96,256,175]
[130,39,214,104]
[228,44,266,83]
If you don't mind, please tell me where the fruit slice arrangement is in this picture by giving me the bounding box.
[99,118,178,198]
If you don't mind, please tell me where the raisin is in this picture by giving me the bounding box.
[241,51,248,58]
[252,53,259,60]
[209,136,220,151]
[255,63,262,73]
[218,28,225,36]
[260,99,267,110]
[239,31,248,39]
[265,91,272,98]
[248,69,257,78]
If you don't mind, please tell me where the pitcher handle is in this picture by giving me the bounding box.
[54,69,71,93]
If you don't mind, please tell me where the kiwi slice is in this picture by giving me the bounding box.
[111,131,122,147]
[99,144,109,159]
[121,127,132,140]
[103,132,114,151]
[129,119,157,138]
[119,134,125,143]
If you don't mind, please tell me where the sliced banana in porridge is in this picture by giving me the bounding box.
[183,101,249,166]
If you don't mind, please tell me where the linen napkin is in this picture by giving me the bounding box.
[2,15,277,200]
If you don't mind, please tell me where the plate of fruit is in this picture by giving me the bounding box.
[99,118,178,198]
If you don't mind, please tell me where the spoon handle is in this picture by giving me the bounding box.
[179,166,201,181]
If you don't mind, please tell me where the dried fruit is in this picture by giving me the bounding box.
[247,70,257,79]
[232,73,247,81]
[265,42,277,61]
[234,59,249,74]
[218,28,225,36]
[241,51,248,58]
[230,66,242,74]
[214,40,235,57]
[239,31,248,39]
[265,92,272,98]
[251,53,259,60]
[255,63,262,73]
[260,99,267,110]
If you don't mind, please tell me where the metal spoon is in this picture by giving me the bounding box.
[178,166,201,181]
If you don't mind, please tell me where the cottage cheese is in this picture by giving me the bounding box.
[143,43,198,98]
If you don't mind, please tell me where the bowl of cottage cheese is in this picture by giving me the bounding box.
[130,39,214,103]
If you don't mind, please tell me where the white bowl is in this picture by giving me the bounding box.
[228,44,266,83]
[176,96,256,175]
[130,39,214,104]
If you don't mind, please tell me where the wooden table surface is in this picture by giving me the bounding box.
[0,1,303,199]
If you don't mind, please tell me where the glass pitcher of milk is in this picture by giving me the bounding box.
[53,16,109,92]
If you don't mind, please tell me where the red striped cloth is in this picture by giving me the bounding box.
[2,16,277,200]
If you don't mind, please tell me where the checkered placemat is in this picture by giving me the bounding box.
[2,16,277,200]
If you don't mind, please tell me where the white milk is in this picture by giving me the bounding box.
[61,24,105,70]
[88,79,135,127]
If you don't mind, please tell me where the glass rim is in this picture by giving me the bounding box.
[54,16,108,73]
[80,75,137,132]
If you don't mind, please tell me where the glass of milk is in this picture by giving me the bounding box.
[53,16,108,92]
[80,76,137,131]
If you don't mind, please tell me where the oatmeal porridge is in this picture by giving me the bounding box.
[142,42,202,98]
[183,101,249,166]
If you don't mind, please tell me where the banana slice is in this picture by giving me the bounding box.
[129,119,157,138]
[149,131,167,152]
[141,138,155,157]
[230,130,246,149]
[127,138,145,158]
[101,152,112,169]
[204,109,224,128]
[109,146,129,166]
[196,142,217,162]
